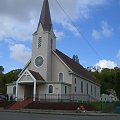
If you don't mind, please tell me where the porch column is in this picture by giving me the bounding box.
[33,81,36,101]
[16,82,18,101]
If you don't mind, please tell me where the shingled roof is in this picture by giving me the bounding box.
[37,0,52,32]
[54,49,96,83]
[29,70,44,81]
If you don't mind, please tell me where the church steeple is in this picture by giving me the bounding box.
[31,0,56,82]
[37,0,52,32]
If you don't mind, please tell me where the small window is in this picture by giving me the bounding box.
[51,39,53,49]
[91,85,93,95]
[75,78,76,84]
[75,86,76,93]
[38,37,42,48]
[59,73,64,82]
[48,85,53,93]
[81,81,83,93]
[13,86,16,95]
[65,86,67,94]
[95,86,96,97]
[86,83,88,94]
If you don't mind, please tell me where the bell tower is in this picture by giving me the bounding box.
[30,0,56,81]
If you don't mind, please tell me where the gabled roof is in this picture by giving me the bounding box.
[19,59,31,77]
[54,49,97,83]
[37,0,52,32]
[29,70,44,81]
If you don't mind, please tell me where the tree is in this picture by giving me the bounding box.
[72,55,79,64]
[0,66,4,73]
[0,69,22,94]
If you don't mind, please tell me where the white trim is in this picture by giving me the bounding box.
[27,69,36,82]
[17,69,35,84]
[48,84,54,94]
[45,81,71,86]
[16,82,18,101]
[52,50,72,72]
[33,80,36,101]
[16,69,37,101]
[58,72,64,83]
[19,59,31,77]
[27,70,36,101]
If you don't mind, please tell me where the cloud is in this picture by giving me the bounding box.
[54,30,64,40]
[117,50,120,59]
[95,59,117,69]
[101,21,113,37]
[9,44,31,64]
[0,16,35,42]
[92,21,113,40]
[52,0,108,36]
[0,0,108,41]
[92,30,101,40]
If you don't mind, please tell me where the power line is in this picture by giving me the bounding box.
[55,0,102,60]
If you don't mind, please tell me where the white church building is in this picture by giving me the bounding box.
[7,0,100,102]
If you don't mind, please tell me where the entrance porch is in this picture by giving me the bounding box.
[16,69,45,101]
[16,83,36,101]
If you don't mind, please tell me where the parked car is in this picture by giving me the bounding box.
[0,95,6,101]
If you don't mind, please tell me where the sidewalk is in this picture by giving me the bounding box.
[0,108,120,116]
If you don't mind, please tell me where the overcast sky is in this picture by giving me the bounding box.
[0,0,120,73]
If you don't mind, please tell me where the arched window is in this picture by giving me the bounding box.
[81,81,83,93]
[91,85,93,95]
[65,86,67,94]
[86,83,88,94]
[48,85,53,93]
[59,73,64,82]
[13,86,16,95]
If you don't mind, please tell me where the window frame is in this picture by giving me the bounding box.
[75,86,77,93]
[86,83,89,95]
[58,72,64,83]
[37,37,42,48]
[75,78,76,84]
[81,81,83,93]
[51,38,53,49]
[91,85,93,96]
[65,86,67,94]
[95,86,96,97]
[48,84,54,94]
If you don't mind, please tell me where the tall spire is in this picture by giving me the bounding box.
[37,0,52,32]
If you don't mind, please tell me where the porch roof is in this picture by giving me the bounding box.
[29,70,44,81]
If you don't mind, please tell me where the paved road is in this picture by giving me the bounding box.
[0,111,120,120]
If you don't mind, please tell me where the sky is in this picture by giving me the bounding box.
[0,0,120,73]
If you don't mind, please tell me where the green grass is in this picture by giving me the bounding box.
[79,102,118,113]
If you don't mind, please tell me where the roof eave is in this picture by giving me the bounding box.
[70,72,100,86]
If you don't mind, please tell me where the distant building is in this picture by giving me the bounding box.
[101,94,119,102]
[6,0,100,102]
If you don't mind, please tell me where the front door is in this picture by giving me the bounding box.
[24,85,33,99]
